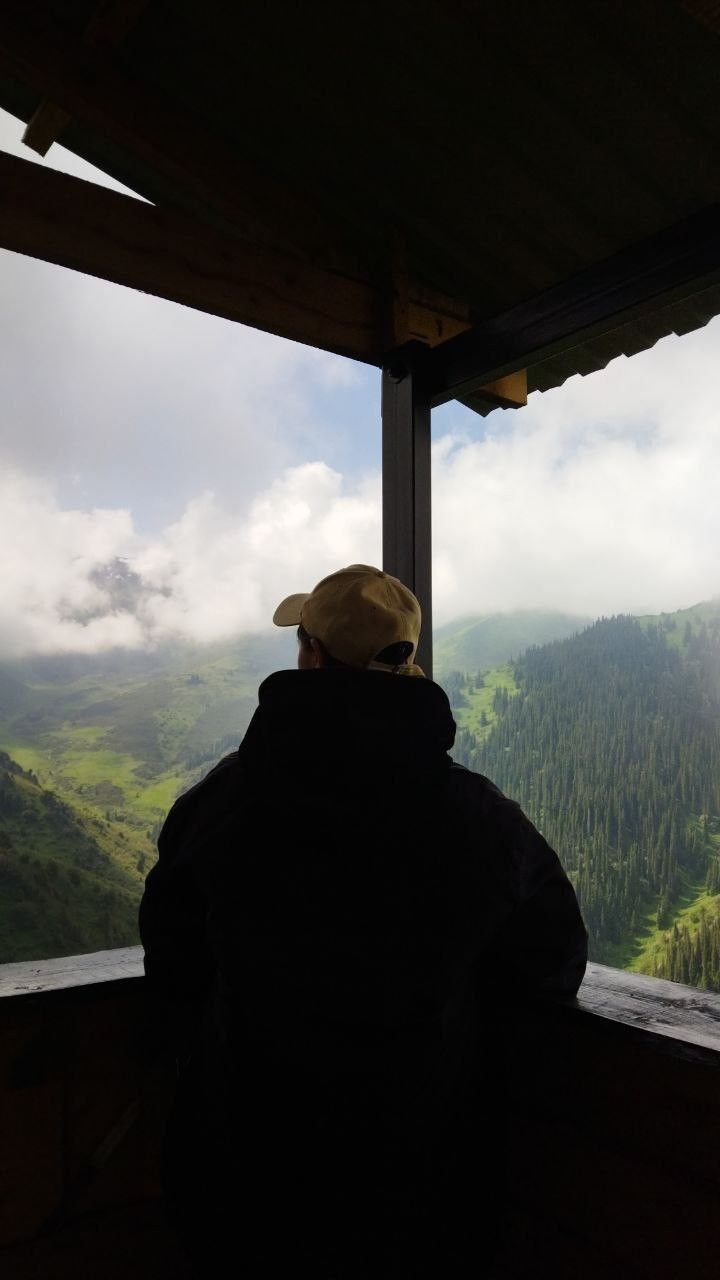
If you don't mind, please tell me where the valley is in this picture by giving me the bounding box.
[1,602,719,989]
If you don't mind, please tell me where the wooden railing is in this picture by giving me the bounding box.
[1,951,719,1276]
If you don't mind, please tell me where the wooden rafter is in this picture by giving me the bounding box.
[426,205,720,406]
[0,149,469,362]
[0,1,347,259]
[22,1,151,157]
[22,100,71,157]
[460,370,528,414]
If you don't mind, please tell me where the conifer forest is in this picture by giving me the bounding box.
[449,610,720,990]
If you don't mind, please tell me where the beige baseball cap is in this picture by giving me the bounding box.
[273,564,421,668]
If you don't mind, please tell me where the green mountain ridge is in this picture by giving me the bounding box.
[433,609,591,678]
[0,629,299,962]
[2,600,719,978]
[448,602,720,989]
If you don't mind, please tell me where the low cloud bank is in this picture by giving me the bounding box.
[0,463,381,656]
[2,351,720,657]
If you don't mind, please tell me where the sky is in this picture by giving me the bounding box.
[1,106,720,659]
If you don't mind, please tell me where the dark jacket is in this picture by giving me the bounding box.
[140,668,587,1272]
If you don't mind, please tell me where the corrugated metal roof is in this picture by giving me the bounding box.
[529,284,720,396]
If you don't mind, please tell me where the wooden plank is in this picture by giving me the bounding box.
[508,1113,720,1279]
[575,961,720,1057]
[22,1,151,156]
[0,149,468,361]
[0,4,467,342]
[2,974,719,1273]
[82,0,152,48]
[385,236,411,348]
[680,1,720,39]
[461,368,528,414]
[2,927,719,1068]
[0,1,352,259]
[481,370,527,408]
[22,100,71,156]
[0,148,375,358]
[0,1077,65,1240]
[427,205,720,406]
[0,947,143,998]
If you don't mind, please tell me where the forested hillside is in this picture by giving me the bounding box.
[433,610,589,679]
[0,632,294,961]
[0,749,140,961]
[2,604,719,988]
[447,607,720,988]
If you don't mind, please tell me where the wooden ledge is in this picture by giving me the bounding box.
[0,946,144,997]
[1,949,719,1061]
[571,961,720,1063]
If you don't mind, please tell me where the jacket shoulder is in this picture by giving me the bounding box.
[159,750,243,853]
[447,761,514,816]
[446,762,562,888]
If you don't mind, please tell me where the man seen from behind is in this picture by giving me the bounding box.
[140,563,587,1277]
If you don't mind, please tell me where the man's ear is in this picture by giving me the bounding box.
[309,638,326,668]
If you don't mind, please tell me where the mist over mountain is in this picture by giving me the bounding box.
[433,610,591,679]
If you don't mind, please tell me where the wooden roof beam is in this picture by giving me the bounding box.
[0,149,468,363]
[0,1,357,263]
[461,370,528,414]
[22,1,150,157]
[426,205,720,407]
[22,100,71,157]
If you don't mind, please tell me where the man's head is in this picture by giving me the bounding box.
[273,564,422,672]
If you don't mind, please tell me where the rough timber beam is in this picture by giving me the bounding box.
[460,370,527,414]
[0,150,468,362]
[22,100,71,157]
[0,1,343,258]
[23,0,150,157]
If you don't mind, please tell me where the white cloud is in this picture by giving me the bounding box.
[0,243,368,528]
[0,105,138,195]
[3,323,720,659]
[129,314,718,638]
[1,157,719,661]
[0,108,367,535]
[0,463,381,656]
[431,316,720,619]
[0,469,143,655]
[134,463,381,644]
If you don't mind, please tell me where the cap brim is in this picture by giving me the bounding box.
[272,592,311,626]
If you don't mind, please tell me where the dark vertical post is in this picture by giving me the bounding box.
[381,343,433,678]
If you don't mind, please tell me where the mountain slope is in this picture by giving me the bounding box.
[0,750,142,961]
[2,604,719,979]
[0,629,297,881]
[637,599,720,649]
[433,610,590,679]
[448,604,720,984]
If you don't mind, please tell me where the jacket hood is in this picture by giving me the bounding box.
[254,668,456,776]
